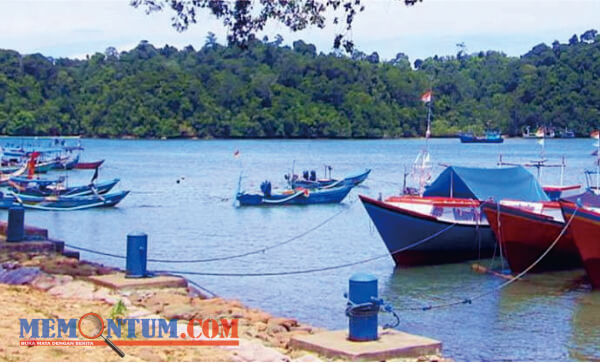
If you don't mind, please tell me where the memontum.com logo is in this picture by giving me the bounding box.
[19,312,240,357]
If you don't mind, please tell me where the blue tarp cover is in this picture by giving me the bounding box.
[423,165,549,202]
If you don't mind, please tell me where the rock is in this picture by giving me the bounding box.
[31,274,73,291]
[47,280,96,300]
[227,339,290,362]
[1,261,21,270]
[0,267,42,285]
[267,317,298,331]
[294,354,321,362]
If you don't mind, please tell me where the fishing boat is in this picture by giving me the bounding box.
[9,177,120,197]
[55,153,80,170]
[0,162,28,186]
[75,160,104,170]
[458,130,504,143]
[482,200,581,273]
[560,201,600,289]
[288,168,371,189]
[558,127,575,138]
[0,190,129,211]
[522,126,554,139]
[360,165,549,266]
[237,181,353,206]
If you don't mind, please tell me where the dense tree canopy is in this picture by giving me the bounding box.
[0,31,600,138]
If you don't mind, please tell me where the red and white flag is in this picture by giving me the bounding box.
[591,130,600,140]
[420,90,432,103]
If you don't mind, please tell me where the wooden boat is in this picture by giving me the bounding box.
[458,130,503,143]
[360,165,550,266]
[558,127,575,138]
[75,160,104,169]
[237,182,353,206]
[9,177,119,197]
[0,162,28,186]
[289,168,371,189]
[522,126,554,139]
[55,154,80,170]
[360,195,496,266]
[560,201,600,289]
[0,191,129,211]
[482,200,581,273]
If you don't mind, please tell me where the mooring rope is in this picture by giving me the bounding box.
[157,223,458,277]
[404,205,579,312]
[64,200,356,263]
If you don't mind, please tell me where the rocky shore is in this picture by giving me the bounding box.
[0,250,445,362]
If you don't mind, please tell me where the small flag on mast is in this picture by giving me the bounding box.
[591,130,600,140]
[420,90,432,103]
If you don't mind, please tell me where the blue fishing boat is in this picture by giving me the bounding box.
[0,190,129,211]
[289,168,371,189]
[237,181,353,206]
[458,130,504,143]
[360,166,549,266]
[9,177,120,197]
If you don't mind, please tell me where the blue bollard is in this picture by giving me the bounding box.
[347,272,379,341]
[126,233,148,278]
[6,206,25,243]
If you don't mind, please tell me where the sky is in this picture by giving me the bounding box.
[0,0,599,63]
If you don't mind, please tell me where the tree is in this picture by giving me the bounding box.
[581,29,598,43]
[205,32,218,49]
[130,0,423,52]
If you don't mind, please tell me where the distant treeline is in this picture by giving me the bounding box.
[1,30,600,138]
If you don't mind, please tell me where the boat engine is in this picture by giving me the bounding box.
[260,180,272,197]
[303,170,309,180]
[310,170,317,181]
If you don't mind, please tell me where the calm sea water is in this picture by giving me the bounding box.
[3,138,599,361]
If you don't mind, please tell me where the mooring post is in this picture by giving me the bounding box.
[125,232,148,278]
[6,206,25,243]
[346,272,379,341]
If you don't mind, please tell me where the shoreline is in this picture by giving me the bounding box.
[0,224,446,362]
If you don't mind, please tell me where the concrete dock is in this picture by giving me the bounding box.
[290,329,442,361]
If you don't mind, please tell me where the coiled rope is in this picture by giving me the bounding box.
[64,200,355,263]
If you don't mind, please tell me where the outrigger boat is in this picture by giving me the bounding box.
[237,181,353,206]
[0,190,129,211]
[8,177,120,197]
[360,165,549,266]
[458,130,503,144]
[560,201,600,289]
[287,168,371,189]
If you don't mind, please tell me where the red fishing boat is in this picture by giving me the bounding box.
[560,201,600,289]
[482,200,580,273]
[75,160,104,169]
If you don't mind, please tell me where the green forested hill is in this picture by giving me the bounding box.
[1,32,600,138]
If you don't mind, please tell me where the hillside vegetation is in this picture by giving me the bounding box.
[1,31,600,138]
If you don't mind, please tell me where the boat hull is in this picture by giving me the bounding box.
[238,185,352,206]
[360,195,496,266]
[14,179,120,197]
[75,160,105,169]
[459,134,504,143]
[292,169,371,189]
[483,204,580,273]
[12,191,129,211]
[560,203,600,288]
